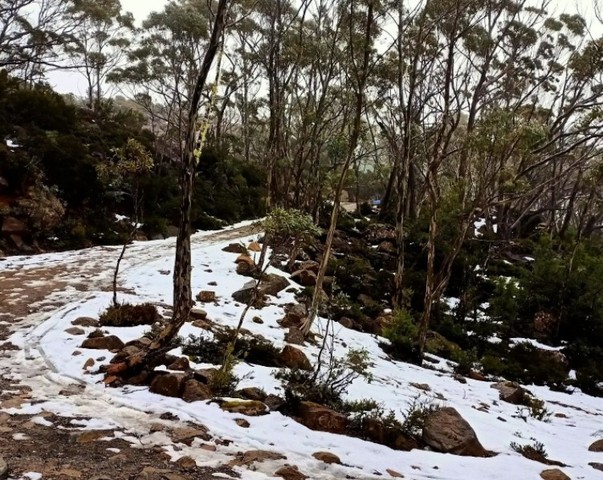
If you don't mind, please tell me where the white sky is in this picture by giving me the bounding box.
[47,0,601,96]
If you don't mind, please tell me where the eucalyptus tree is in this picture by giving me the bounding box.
[110,0,212,159]
[65,0,134,109]
[0,0,76,82]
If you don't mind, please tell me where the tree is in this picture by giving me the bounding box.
[105,0,230,382]
[65,0,134,109]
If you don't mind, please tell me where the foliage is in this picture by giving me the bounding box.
[181,328,281,368]
[99,303,159,327]
[263,208,322,245]
[276,348,372,410]
[381,309,418,360]
[510,439,548,459]
[400,396,442,438]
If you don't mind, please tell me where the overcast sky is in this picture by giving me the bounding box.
[47,0,600,96]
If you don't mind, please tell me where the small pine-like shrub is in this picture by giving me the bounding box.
[99,303,159,327]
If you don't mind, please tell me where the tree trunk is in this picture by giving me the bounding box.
[104,0,230,381]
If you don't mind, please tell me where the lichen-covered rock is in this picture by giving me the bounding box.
[422,407,488,457]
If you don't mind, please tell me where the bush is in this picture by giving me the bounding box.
[381,309,418,360]
[510,439,548,460]
[182,328,281,368]
[400,396,442,438]
[276,348,372,410]
[99,303,159,327]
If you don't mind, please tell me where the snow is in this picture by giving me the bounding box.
[1,221,603,479]
[5,138,21,148]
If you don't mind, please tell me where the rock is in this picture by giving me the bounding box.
[168,357,190,371]
[386,469,404,478]
[196,290,216,303]
[235,254,255,267]
[260,274,291,296]
[297,260,319,273]
[149,373,186,398]
[190,308,207,320]
[358,293,377,307]
[1,216,27,234]
[361,417,417,451]
[312,451,341,464]
[83,358,95,369]
[285,327,305,345]
[72,430,114,443]
[534,311,557,339]
[297,401,347,434]
[265,394,286,411]
[171,426,210,444]
[238,387,266,401]
[279,345,312,371]
[236,261,257,277]
[181,379,212,402]
[252,316,264,324]
[229,450,286,467]
[223,243,248,254]
[274,466,307,480]
[338,317,355,329]
[378,241,396,254]
[590,463,603,472]
[291,269,317,286]
[279,304,307,328]
[365,223,396,244]
[453,374,467,384]
[492,381,529,405]
[192,319,212,330]
[589,439,603,452]
[248,241,262,252]
[81,335,124,351]
[232,280,259,304]
[176,456,197,471]
[65,327,85,336]
[0,456,7,479]
[540,469,571,480]
[219,399,269,416]
[468,370,486,381]
[72,317,99,327]
[422,407,489,457]
[235,418,250,428]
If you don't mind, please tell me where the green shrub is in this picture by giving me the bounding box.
[99,303,159,327]
[382,309,418,360]
[401,396,442,438]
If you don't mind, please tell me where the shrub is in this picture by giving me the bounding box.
[99,303,159,327]
[510,439,548,460]
[382,309,418,360]
[276,348,372,410]
[182,328,281,368]
[400,396,442,438]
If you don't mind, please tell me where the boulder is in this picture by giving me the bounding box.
[265,394,286,411]
[291,269,317,286]
[233,274,290,303]
[237,387,266,401]
[237,261,257,277]
[81,335,124,351]
[590,463,603,472]
[279,304,307,328]
[297,401,347,434]
[223,243,248,254]
[149,373,186,398]
[260,274,290,296]
[168,357,190,371]
[386,469,404,478]
[219,400,269,416]
[297,260,319,273]
[338,317,355,329]
[232,280,259,304]
[279,345,312,371]
[65,327,85,336]
[362,417,417,451]
[284,327,305,345]
[492,381,529,405]
[190,308,207,320]
[274,466,307,480]
[1,216,26,234]
[589,439,603,452]
[540,469,571,480]
[196,290,216,303]
[235,254,255,267]
[72,317,99,327]
[182,379,212,402]
[312,452,341,464]
[422,407,489,457]
[235,418,250,428]
[248,241,262,252]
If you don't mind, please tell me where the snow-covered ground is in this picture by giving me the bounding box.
[2,223,603,479]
